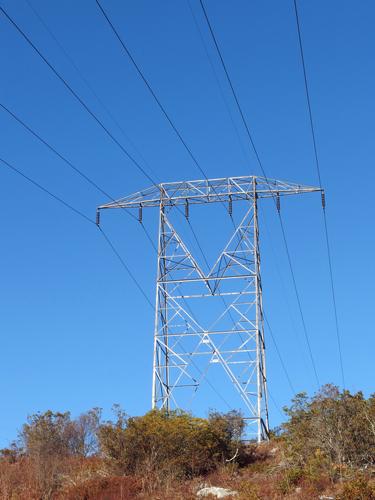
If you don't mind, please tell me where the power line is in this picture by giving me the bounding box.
[198,0,320,388]
[187,0,250,166]
[0,102,133,222]
[292,0,345,388]
[98,0,297,406]
[0,4,221,271]
[0,153,159,314]
[0,100,161,268]
[263,313,296,396]
[95,0,251,233]
[2,3,284,419]
[98,227,155,309]
[95,0,209,182]
[258,204,304,352]
[94,0,248,282]
[198,0,264,171]
[0,151,232,411]
[24,0,160,184]
[0,10,232,349]
[0,4,156,186]
[0,156,94,225]
[278,214,320,386]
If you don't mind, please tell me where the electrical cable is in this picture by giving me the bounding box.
[94,0,251,241]
[0,154,159,314]
[263,313,296,396]
[187,3,308,392]
[292,0,345,389]
[95,0,209,182]
[0,156,94,225]
[198,0,320,388]
[24,0,160,184]
[0,102,136,222]
[187,0,250,165]
[198,0,264,171]
[0,4,156,186]
[0,153,231,409]
[0,100,161,283]
[0,4,224,276]
[98,226,155,309]
[1,3,284,419]
[278,214,320,386]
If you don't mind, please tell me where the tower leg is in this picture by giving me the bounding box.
[253,178,269,442]
[152,203,170,411]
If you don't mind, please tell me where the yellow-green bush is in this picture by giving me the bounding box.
[98,408,245,478]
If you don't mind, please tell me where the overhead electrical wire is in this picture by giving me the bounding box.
[0,101,162,252]
[95,0,209,183]
[0,4,161,250]
[95,0,301,399]
[94,0,249,239]
[198,0,264,171]
[292,0,345,389]
[198,0,320,388]
[0,153,232,409]
[24,0,160,184]
[263,313,296,396]
[3,0,227,279]
[0,0,228,353]
[94,0,263,346]
[0,4,221,278]
[1,2,292,415]
[0,156,94,225]
[0,154,157,334]
[0,102,135,221]
[187,0,250,166]
[188,2,303,393]
[0,4,156,186]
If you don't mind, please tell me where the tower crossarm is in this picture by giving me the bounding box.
[97,175,322,211]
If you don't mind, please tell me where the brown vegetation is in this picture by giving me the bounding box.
[0,385,374,499]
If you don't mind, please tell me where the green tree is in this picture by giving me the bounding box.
[282,384,375,468]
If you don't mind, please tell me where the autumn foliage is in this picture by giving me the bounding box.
[0,385,374,499]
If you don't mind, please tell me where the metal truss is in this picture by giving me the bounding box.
[98,176,321,442]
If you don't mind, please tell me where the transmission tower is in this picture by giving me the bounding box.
[97,176,321,442]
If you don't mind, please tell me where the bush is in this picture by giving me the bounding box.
[277,466,303,494]
[98,408,245,479]
[20,408,101,459]
[282,385,375,468]
[338,476,375,500]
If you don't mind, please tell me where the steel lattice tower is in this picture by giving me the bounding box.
[98,176,321,442]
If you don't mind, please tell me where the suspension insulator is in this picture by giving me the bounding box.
[138,204,143,223]
[96,209,100,226]
[321,190,326,210]
[228,195,233,216]
[276,192,280,213]
[185,199,189,219]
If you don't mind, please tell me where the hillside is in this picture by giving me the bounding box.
[0,385,374,499]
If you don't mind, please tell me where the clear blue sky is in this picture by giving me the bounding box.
[0,0,374,446]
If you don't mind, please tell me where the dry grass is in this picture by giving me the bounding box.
[0,440,373,499]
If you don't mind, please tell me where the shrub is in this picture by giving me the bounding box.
[277,466,303,494]
[338,476,375,500]
[238,480,261,499]
[98,408,245,479]
[282,385,375,468]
